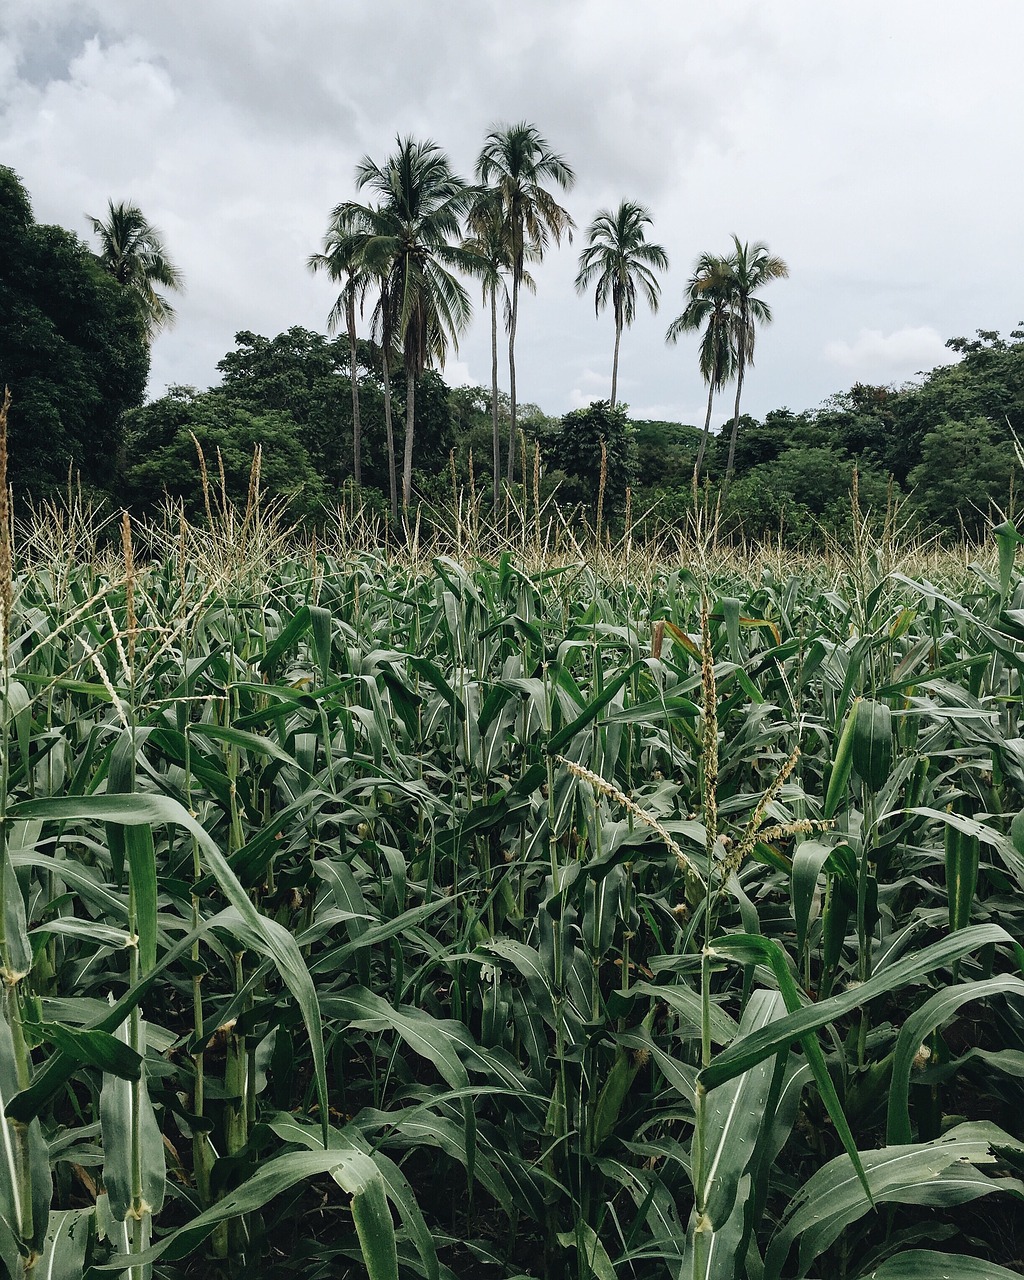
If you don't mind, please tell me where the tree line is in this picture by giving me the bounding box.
[0,154,1019,543]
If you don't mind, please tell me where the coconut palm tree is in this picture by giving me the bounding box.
[308,205,372,488]
[353,136,477,512]
[462,194,538,501]
[722,235,789,487]
[575,200,668,408]
[665,252,737,481]
[476,122,575,485]
[87,199,184,339]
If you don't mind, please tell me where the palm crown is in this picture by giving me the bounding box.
[87,199,184,339]
[476,122,575,484]
[576,200,668,406]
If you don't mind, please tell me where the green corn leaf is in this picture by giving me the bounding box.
[27,1024,141,1081]
[124,823,158,975]
[993,518,1020,603]
[764,1122,1024,1280]
[99,1019,165,1222]
[0,835,32,983]
[790,840,833,954]
[696,992,787,1228]
[547,659,644,754]
[335,1157,399,1280]
[886,975,1024,1144]
[895,806,1024,892]
[701,924,1013,1091]
[698,933,873,1205]
[36,1208,93,1280]
[10,793,331,1145]
[257,604,312,677]
[944,809,980,932]
[865,1249,1024,1279]
[185,721,302,770]
[556,1221,618,1280]
[824,699,859,818]
[325,987,476,1189]
[0,1002,52,1252]
[94,1147,399,1269]
[309,604,333,681]
[852,698,892,792]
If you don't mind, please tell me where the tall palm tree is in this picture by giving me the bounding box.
[575,200,668,408]
[476,122,575,485]
[665,252,737,481]
[87,199,184,339]
[308,205,372,488]
[353,136,477,511]
[722,235,789,487]
[462,195,537,499]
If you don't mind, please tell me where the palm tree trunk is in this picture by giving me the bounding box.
[506,272,519,488]
[382,347,398,523]
[403,368,416,512]
[695,380,715,481]
[726,347,746,491]
[347,293,362,490]
[610,317,622,409]
[490,286,500,507]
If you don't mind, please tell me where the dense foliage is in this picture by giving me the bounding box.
[1,499,1024,1278]
[0,167,149,498]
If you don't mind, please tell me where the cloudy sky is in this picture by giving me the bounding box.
[2,2,1021,428]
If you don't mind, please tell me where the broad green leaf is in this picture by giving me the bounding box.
[29,1024,141,1081]
[557,1221,618,1280]
[332,1156,399,1280]
[36,1208,92,1280]
[95,1147,397,1268]
[886,975,1024,1143]
[865,1248,1024,1279]
[11,793,330,1145]
[764,1122,1024,1280]
[701,924,1013,1090]
[99,1019,164,1222]
[697,991,786,1226]
[790,841,832,954]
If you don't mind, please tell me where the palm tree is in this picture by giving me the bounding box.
[308,205,372,488]
[722,235,789,487]
[462,195,537,500]
[575,200,668,408]
[665,253,737,481]
[476,122,575,486]
[353,137,477,512]
[87,199,184,339]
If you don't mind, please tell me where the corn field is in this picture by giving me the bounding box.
[0,494,1023,1280]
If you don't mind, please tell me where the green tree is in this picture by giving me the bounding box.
[721,236,789,488]
[665,252,737,481]
[476,122,575,484]
[214,327,387,497]
[575,200,668,408]
[542,400,637,520]
[87,199,184,339]
[907,414,1016,537]
[121,386,324,520]
[0,167,149,497]
[309,206,372,488]
[353,136,477,511]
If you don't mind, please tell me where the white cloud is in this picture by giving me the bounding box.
[822,327,960,383]
[443,361,475,388]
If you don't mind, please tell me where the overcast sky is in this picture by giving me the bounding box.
[2,1,1022,429]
